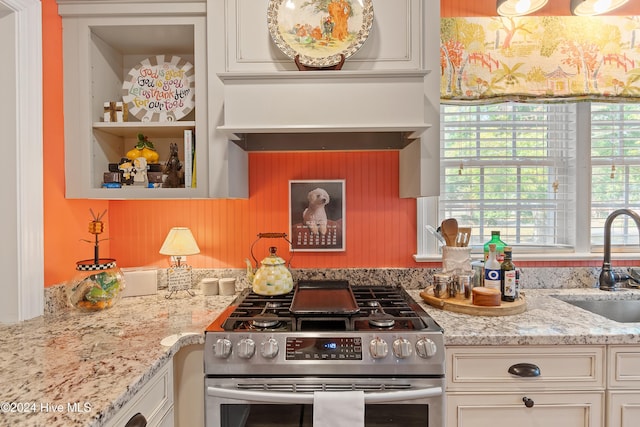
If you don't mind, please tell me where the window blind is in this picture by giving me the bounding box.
[440,102,577,249]
[591,103,640,248]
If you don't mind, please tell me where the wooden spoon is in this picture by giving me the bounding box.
[441,218,459,247]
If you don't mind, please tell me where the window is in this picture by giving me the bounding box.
[417,101,640,260]
[591,104,640,248]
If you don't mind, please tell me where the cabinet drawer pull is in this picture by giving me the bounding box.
[125,413,147,427]
[508,363,541,377]
[522,397,535,408]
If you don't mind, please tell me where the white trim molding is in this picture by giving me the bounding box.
[0,0,44,322]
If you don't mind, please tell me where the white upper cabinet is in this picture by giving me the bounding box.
[58,0,208,199]
[208,0,441,198]
[57,0,439,199]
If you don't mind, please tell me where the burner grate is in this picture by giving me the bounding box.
[216,285,433,332]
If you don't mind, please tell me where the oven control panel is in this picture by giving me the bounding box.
[285,337,362,360]
[205,332,445,377]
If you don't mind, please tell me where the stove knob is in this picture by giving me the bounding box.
[260,338,279,359]
[213,338,232,359]
[415,338,438,359]
[236,338,256,359]
[369,337,389,359]
[392,338,413,359]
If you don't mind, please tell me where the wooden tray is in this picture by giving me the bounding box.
[419,290,526,316]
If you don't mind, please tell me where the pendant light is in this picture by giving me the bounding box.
[497,0,549,16]
[571,0,629,15]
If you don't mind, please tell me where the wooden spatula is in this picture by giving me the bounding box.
[441,218,459,247]
[457,227,471,247]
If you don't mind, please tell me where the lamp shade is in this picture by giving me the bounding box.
[159,227,200,256]
[497,0,548,16]
[571,0,629,15]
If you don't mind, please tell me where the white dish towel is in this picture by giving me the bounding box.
[313,390,365,427]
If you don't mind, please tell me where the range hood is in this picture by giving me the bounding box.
[216,70,431,151]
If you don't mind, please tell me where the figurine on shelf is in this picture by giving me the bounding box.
[163,142,183,188]
[118,158,134,185]
[132,156,148,186]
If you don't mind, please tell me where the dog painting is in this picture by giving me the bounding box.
[303,187,330,236]
[290,180,345,251]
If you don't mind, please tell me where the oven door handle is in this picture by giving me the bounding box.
[206,386,443,404]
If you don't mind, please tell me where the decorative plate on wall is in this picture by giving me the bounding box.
[267,0,374,68]
[122,55,195,122]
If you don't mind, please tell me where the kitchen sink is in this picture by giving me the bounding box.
[564,299,640,323]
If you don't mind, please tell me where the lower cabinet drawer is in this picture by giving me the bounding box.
[447,392,604,427]
[608,346,640,389]
[447,345,606,391]
[104,360,174,427]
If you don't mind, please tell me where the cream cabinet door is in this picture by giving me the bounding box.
[103,360,174,427]
[608,392,640,427]
[607,346,640,427]
[447,392,604,427]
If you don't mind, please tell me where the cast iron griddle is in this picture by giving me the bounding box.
[290,280,360,315]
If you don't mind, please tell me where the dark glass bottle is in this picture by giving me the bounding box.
[501,246,517,302]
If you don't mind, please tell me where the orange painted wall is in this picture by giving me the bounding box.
[43,0,110,285]
[41,0,422,285]
[42,0,620,287]
[108,151,421,270]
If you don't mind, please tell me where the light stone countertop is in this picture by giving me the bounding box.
[408,288,640,346]
[2,286,640,427]
[0,290,235,427]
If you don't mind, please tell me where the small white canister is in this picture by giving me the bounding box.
[200,278,219,296]
[219,278,237,296]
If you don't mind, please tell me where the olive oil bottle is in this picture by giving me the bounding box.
[501,246,517,302]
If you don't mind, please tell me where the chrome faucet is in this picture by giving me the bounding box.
[599,208,640,291]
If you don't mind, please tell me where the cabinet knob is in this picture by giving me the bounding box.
[508,362,541,377]
[522,397,535,408]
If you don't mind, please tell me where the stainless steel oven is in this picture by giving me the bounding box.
[204,282,446,427]
[206,376,444,427]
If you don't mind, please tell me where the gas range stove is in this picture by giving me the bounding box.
[210,282,440,333]
[204,281,444,377]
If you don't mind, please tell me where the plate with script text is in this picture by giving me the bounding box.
[122,55,195,122]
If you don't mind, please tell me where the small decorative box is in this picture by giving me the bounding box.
[103,172,121,183]
[147,172,164,183]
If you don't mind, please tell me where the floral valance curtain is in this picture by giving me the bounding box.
[441,16,640,103]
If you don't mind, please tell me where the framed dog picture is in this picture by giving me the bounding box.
[289,179,345,251]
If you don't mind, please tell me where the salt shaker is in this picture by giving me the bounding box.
[200,278,219,296]
[219,278,237,296]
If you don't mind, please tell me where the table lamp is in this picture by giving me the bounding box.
[160,227,200,297]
